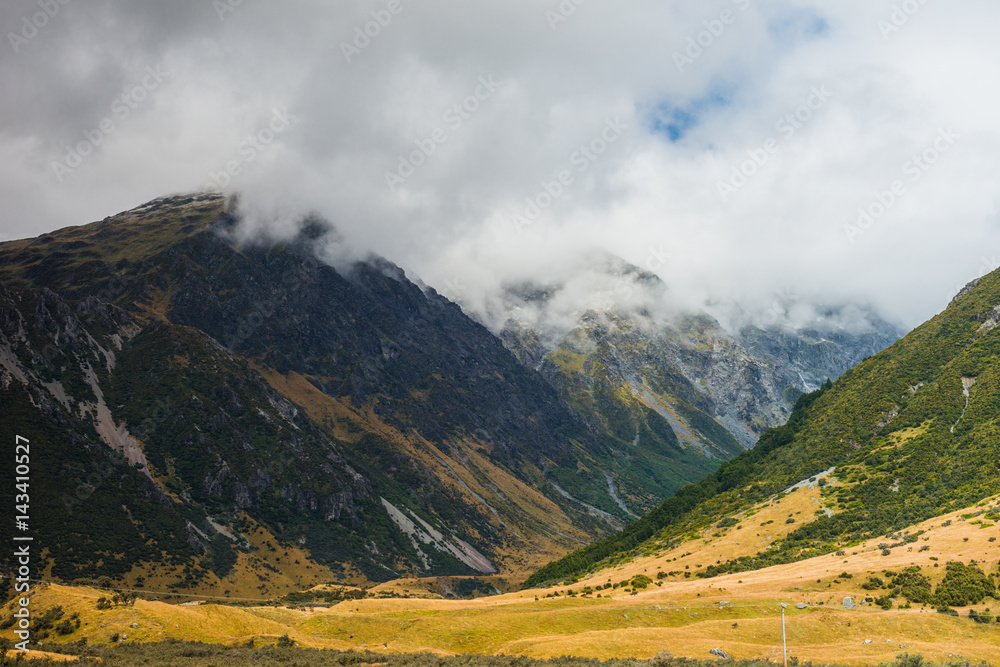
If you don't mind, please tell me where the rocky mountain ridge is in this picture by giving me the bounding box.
[0,193,901,596]
[493,257,901,450]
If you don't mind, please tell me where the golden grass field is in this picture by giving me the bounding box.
[15,489,1000,666]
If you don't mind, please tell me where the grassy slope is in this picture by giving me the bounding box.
[526,267,1000,587]
[9,496,1000,665]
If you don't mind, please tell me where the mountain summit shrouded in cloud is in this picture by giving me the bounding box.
[1,1,999,331]
[0,194,901,594]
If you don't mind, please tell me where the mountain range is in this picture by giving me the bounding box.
[0,193,900,595]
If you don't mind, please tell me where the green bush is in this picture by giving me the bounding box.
[969,609,995,624]
[892,653,926,667]
[888,567,933,604]
[933,562,996,607]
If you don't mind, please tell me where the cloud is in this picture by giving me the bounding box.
[1,0,999,329]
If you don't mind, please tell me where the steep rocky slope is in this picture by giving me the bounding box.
[0,194,630,594]
[496,258,901,454]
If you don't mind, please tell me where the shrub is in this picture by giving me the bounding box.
[933,562,996,607]
[888,567,933,604]
[969,609,995,624]
[894,653,926,667]
[874,595,894,610]
[647,650,674,667]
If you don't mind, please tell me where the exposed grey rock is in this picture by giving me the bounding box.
[843,596,856,609]
[710,648,732,660]
[497,256,901,456]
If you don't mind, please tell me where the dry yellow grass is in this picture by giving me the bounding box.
[21,570,1000,665]
[16,649,86,662]
[15,485,1000,664]
[116,514,340,600]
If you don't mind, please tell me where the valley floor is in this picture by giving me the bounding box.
[11,498,1000,665]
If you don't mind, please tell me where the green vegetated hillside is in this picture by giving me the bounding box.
[526,269,1000,587]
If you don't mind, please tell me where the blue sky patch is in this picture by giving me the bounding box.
[768,6,830,43]
[650,90,733,143]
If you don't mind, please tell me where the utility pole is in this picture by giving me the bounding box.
[780,603,788,667]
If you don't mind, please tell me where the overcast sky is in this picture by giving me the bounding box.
[1,0,998,330]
